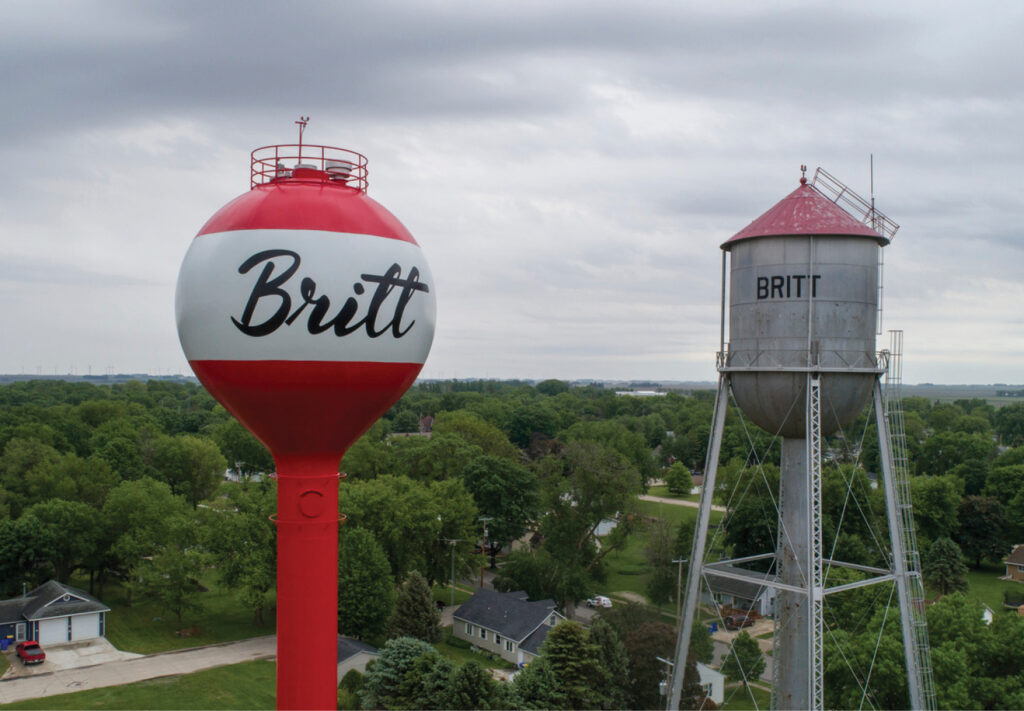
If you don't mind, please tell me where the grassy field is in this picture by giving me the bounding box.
[433,628,516,670]
[718,683,771,710]
[98,573,274,654]
[0,660,275,710]
[598,501,724,603]
[961,564,1021,612]
[432,583,473,607]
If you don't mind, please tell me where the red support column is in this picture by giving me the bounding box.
[274,455,340,711]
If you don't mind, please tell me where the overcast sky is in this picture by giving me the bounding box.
[2,1,1022,384]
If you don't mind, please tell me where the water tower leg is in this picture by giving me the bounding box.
[775,436,811,710]
[667,374,728,710]
[873,382,927,710]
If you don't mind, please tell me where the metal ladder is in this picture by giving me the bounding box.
[883,330,937,710]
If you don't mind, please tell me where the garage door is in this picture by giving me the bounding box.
[71,614,99,641]
[38,618,67,645]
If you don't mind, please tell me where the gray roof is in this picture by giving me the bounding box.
[0,581,109,624]
[337,636,378,663]
[453,589,557,643]
[704,564,776,601]
[519,623,552,656]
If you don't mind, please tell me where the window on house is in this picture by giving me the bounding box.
[495,634,502,645]
[67,617,73,641]
[505,640,514,652]
[465,623,473,635]
[480,629,487,640]
[99,613,105,637]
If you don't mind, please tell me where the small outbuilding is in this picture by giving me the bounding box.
[0,581,109,647]
[337,636,379,682]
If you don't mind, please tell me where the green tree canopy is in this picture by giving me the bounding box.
[338,527,396,640]
[388,570,441,643]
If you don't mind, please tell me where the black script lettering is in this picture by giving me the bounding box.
[231,250,300,336]
[231,251,430,339]
[362,264,430,338]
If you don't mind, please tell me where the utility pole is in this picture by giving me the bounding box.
[439,537,464,607]
[478,516,493,588]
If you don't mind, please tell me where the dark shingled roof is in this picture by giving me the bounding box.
[0,581,109,624]
[519,623,552,656]
[705,564,776,601]
[453,589,557,642]
[337,636,378,663]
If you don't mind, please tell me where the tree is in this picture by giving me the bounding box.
[391,433,482,482]
[922,537,969,595]
[152,434,226,508]
[433,410,519,459]
[721,631,765,688]
[664,461,693,494]
[211,418,273,486]
[389,571,441,643]
[338,527,396,640]
[361,636,438,710]
[542,621,606,710]
[644,518,677,608]
[460,455,538,554]
[204,482,276,625]
[21,499,102,582]
[955,495,1009,567]
[103,477,190,603]
[995,403,1024,446]
[533,441,642,609]
[909,474,962,541]
[512,655,565,710]
[588,619,631,710]
[447,660,502,710]
[137,516,204,633]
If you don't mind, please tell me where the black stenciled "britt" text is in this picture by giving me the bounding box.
[231,249,429,338]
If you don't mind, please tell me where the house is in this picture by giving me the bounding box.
[1005,544,1024,582]
[452,589,566,667]
[337,636,378,683]
[697,662,725,705]
[700,564,776,616]
[0,581,110,646]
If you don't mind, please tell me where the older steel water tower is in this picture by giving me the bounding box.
[667,169,934,710]
[176,120,435,710]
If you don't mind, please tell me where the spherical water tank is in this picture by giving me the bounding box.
[723,179,887,437]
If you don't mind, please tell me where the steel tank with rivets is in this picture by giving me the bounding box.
[722,175,888,437]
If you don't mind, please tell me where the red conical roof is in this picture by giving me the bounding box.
[722,181,886,250]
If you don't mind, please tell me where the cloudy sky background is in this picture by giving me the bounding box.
[2,1,1022,384]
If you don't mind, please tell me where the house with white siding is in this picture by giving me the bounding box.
[452,589,566,667]
[0,581,109,647]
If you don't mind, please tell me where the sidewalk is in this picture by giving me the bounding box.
[0,636,276,705]
[639,493,727,512]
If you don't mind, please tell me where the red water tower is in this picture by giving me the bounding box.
[175,121,435,710]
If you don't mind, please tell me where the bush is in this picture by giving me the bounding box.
[339,669,365,694]
[1004,589,1024,608]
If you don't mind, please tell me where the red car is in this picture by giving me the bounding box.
[16,641,45,665]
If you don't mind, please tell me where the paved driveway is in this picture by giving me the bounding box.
[2,638,141,679]
[0,636,275,705]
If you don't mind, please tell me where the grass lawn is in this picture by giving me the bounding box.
[718,683,771,710]
[963,564,1022,612]
[432,584,473,607]
[99,572,274,655]
[0,659,275,710]
[433,629,515,670]
[598,501,724,603]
